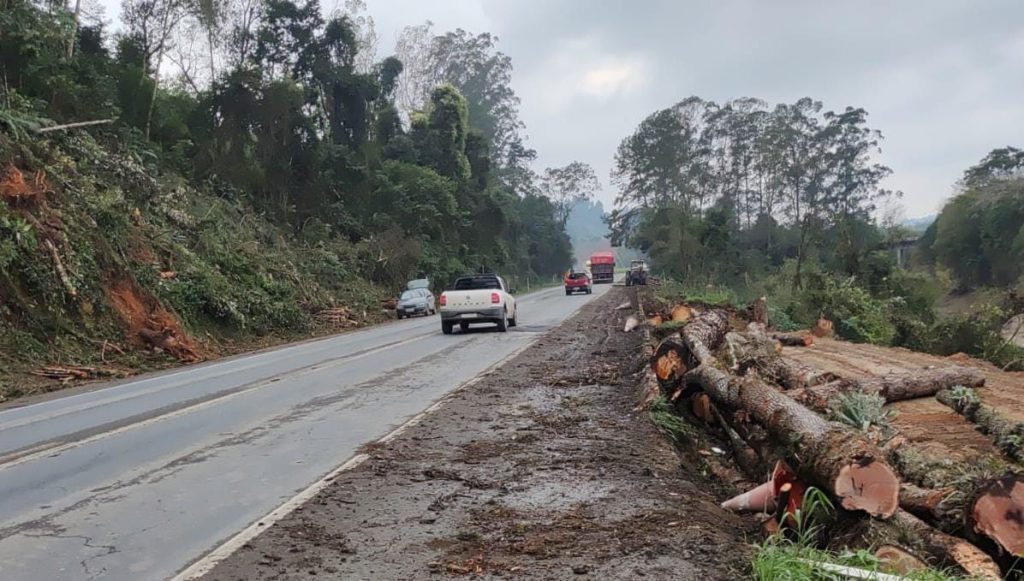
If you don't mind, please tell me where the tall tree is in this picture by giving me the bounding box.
[540,161,600,227]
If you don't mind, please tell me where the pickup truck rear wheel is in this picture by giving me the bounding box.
[442,321,453,334]
[496,309,508,332]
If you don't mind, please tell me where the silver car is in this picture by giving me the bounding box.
[396,288,436,319]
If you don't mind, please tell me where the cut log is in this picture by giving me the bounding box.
[688,365,900,518]
[646,315,664,327]
[874,545,928,575]
[649,309,731,384]
[972,475,1024,557]
[774,333,813,347]
[889,442,1024,558]
[615,301,632,311]
[811,317,834,338]
[789,366,986,412]
[757,357,836,391]
[670,304,694,323]
[936,387,1024,462]
[892,510,1001,580]
[751,296,768,326]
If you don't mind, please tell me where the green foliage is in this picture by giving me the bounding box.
[795,276,896,345]
[928,303,1024,371]
[926,176,1024,290]
[752,487,962,581]
[648,396,696,445]
[827,392,891,432]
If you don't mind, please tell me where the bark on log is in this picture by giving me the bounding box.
[789,366,986,412]
[688,364,900,518]
[892,510,1001,580]
[899,483,960,525]
[936,388,1024,462]
[757,357,836,391]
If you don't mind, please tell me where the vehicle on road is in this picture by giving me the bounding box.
[439,274,517,334]
[564,271,592,295]
[625,259,648,286]
[589,251,616,284]
[396,288,436,318]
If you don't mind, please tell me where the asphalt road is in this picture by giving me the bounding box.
[0,283,612,580]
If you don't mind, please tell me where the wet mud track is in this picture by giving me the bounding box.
[204,287,754,580]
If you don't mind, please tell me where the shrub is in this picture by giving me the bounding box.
[795,276,896,345]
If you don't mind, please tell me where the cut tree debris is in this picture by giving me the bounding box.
[788,366,986,412]
[32,365,130,383]
[635,291,1023,576]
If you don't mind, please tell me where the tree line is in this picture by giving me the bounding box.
[607,96,894,289]
[0,0,601,288]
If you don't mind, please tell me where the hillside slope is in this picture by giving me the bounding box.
[0,130,390,401]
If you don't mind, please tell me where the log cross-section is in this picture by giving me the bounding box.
[690,365,900,518]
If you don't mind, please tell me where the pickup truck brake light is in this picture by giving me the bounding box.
[491,292,500,304]
[439,294,447,306]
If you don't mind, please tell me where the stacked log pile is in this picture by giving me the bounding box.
[640,296,1022,578]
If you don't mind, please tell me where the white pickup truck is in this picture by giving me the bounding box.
[439,274,517,334]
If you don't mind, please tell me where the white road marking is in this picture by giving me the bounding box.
[171,337,538,580]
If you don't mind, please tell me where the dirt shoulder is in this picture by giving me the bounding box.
[203,287,755,580]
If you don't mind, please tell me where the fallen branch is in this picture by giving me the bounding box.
[789,366,986,412]
[32,365,129,383]
[36,118,115,133]
[43,238,77,298]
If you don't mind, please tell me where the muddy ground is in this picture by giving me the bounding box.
[204,287,756,580]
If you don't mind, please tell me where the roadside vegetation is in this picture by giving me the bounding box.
[609,97,1024,371]
[0,0,602,399]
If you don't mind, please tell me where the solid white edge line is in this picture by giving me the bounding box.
[171,337,538,581]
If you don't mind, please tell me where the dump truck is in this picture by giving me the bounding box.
[589,251,615,284]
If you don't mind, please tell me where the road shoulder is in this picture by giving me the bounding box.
[201,287,755,580]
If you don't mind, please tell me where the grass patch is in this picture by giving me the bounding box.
[648,396,695,445]
[752,487,964,580]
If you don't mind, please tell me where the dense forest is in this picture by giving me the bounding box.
[608,98,1024,369]
[0,0,603,396]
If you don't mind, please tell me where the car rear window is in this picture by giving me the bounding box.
[400,290,420,299]
[569,273,588,280]
[454,277,501,290]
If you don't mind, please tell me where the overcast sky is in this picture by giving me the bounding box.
[98,0,1024,218]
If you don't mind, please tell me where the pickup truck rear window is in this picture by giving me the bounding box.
[454,277,501,290]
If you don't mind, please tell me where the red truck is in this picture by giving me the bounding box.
[588,251,615,284]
